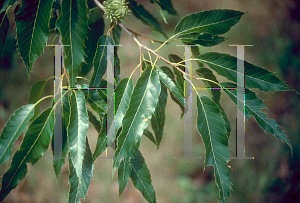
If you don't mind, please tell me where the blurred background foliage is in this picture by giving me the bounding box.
[0,0,300,202]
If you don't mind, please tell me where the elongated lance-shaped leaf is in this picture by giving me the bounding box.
[167,56,185,117]
[0,11,9,60]
[79,18,105,76]
[128,0,167,38]
[52,90,70,178]
[68,90,89,177]
[195,68,231,135]
[0,104,35,166]
[57,0,88,87]
[158,66,184,109]
[180,33,225,47]
[49,9,58,34]
[191,46,204,68]
[114,78,134,135]
[198,52,290,92]
[93,114,107,160]
[111,24,122,83]
[49,4,103,35]
[196,68,221,102]
[0,0,18,13]
[221,82,292,152]
[89,35,114,89]
[29,80,47,104]
[114,47,121,84]
[168,54,185,92]
[87,90,107,114]
[111,24,122,82]
[130,150,156,203]
[98,82,108,97]
[29,80,47,121]
[174,9,244,38]
[143,128,156,146]
[192,46,231,134]
[68,138,94,203]
[118,159,131,194]
[118,134,156,195]
[112,23,122,46]
[151,83,167,148]
[151,0,177,15]
[113,65,161,172]
[117,147,135,195]
[196,94,231,202]
[52,124,68,178]
[87,111,101,133]
[0,107,55,201]
[15,0,53,75]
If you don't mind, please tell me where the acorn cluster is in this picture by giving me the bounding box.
[103,0,130,23]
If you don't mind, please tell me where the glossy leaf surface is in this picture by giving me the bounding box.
[87,90,107,114]
[29,80,47,121]
[175,9,244,38]
[196,94,231,202]
[80,18,105,76]
[151,83,167,148]
[57,0,88,86]
[114,78,134,135]
[68,91,89,177]
[168,54,185,92]
[158,66,184,108]
[151,0,176,15]
[195,67,231,134]
[128,0,166,37]
[93,114,107,160]
[113,65,161,171]
[198,52,290,91]
[0,104,35,166]
[15,0,53,75]
[0,107,54,200]
[180,33,225,47]
[130,150,156,203]
[68,138,94,203]
[222,82,292,151]
[90,35,114,88]
[53,90,70,178]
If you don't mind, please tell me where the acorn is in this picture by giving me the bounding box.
[103,0,130,23]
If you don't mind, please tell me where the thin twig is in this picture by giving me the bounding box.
[126,27,168,44]
[142,45,200,80]
[139,47,142,76]
[108,22,116,35]
[93,0,198,80]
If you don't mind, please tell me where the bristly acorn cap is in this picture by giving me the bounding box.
[103,0,130,23]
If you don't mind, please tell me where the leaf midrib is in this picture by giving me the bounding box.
[131,161,153,202]
[28,0,42,64]
[158,70,184,106]
[225,89,288,142]
[71,91,87,177]
[0,11,8,28]
[2,107,53,194]
[175,13,242,37]
[198,55,286,89]
[198,95,225,194]
[0,106,35,162]
[92,37,110,87]
[116,68,154,165]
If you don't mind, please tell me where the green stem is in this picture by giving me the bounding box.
[155,35,177,52]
